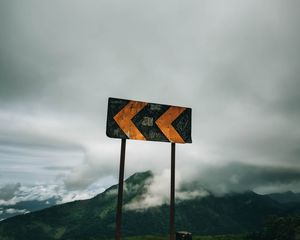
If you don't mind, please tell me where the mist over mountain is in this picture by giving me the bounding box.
[0,171,299,240]
[1,0,300,205]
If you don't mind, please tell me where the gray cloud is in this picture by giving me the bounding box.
[180,162,300,195]
[126,161,300,209]
[5,208,29,215]
[0,182,105,208]
[125,169,209,210]
[0,0,300,197]
[0,183,21,201]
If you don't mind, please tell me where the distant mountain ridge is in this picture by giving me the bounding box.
[267,191,300,204]
[0,198,57,220]
[0,171,299,240]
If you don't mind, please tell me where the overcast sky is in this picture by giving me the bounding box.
[1,0,300,205]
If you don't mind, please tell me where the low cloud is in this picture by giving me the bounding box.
[125,169,209,210]
[179,162,300,196]
[5,208,29,215]
[0,183,21,201]
[2,162,300,212]
[126,162,300,210]
[0,182,105,206]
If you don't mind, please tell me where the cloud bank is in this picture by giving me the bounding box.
[0,0,300,202]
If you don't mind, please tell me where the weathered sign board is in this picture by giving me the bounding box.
[106,97,192,144]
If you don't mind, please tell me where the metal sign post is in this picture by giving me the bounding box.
[170,142,176,240]
[106,97,192,240]
[115,139,126,240]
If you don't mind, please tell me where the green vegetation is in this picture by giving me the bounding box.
[245,216,300,240]
[193,235,244,240]
[121,234,245,240]
[123,236,166,240]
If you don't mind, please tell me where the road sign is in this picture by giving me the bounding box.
[106,97,192,143]
[106,97,192,240]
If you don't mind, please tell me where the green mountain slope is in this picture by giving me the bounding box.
[0,171,152,240]
[0,171,298,240]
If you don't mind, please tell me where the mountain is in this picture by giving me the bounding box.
[0,171,153,240]
[0,198,57,221]
[267,191,300,204]
[0,171,299,240]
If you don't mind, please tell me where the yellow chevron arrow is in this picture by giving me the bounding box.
[155,106,186,143]
[113,101,147,140]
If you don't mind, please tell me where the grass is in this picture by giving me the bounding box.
[193,235,244,240]
[121,234,245,240]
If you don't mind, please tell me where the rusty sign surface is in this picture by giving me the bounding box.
[106,97,192,143]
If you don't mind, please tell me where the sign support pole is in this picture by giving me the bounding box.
[170,142,176,240]
[115,139,126,240]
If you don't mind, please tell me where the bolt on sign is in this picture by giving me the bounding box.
[106,97,192,144]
